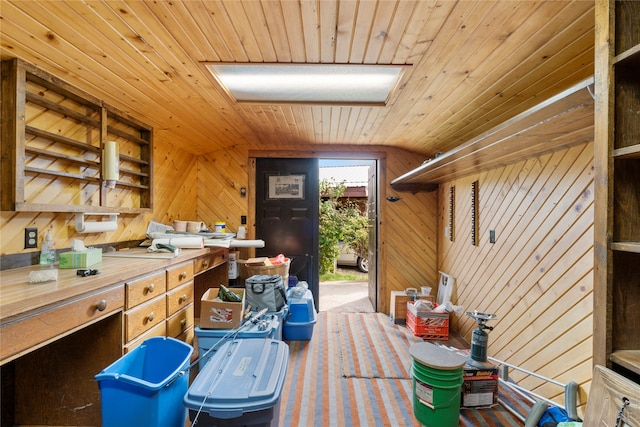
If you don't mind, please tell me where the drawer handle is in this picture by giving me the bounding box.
[146,312,155,323]
[146,283,155,294]
[179,272,188,280]
[179,294,187,304]
[180,319,187,328]
[96,300,107,312]
[202,261,209,268]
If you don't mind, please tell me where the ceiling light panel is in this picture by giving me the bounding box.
[205,64,406,105]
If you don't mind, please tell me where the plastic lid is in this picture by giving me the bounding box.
[409,342,467,370]
[184,338,289,417]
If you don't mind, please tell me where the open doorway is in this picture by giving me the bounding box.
[250,152,384,313]
[318,159,377,313]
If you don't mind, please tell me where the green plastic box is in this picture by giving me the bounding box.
[59,248,102,268]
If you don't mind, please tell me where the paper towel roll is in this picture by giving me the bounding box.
[151,237,204,249]
[75,213,119,233]
[77,220,118,233]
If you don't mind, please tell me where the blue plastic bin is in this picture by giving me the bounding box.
[286,289,315,322]
[283,288,317,340]
[270,304,288,341]
[184,338,289,427]
[195,314,281,369]
[95,336,193,427]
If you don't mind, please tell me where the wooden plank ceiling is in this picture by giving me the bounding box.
[0,1,594,166]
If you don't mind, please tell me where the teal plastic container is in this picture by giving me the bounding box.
[95,336,193,427]
[409,342,467,427]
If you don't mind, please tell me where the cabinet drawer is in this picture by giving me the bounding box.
[166,281,194,316]
[125,296,166,342]
[194,250,227,274]
[126,272,166,309]
[175,325,194,347]
[167,261,194,290]
[194,254,214,274]
[124,322,166,353]
[0,285,124,363]
[166,303,194,338]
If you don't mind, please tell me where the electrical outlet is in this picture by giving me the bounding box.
[489,230,496,244]
[25,228,38,248]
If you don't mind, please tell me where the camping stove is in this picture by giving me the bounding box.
[466,310,497,369]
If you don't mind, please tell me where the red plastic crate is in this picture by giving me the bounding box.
[406,301,449,340]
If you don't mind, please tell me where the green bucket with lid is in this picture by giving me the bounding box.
[409,342,467,427]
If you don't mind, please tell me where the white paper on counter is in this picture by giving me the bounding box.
[204,239,231,248]
[150,237,204,249]
[203,239,265,248]
[229,239,265,248]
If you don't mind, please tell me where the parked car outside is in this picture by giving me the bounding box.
[337,243,368,273]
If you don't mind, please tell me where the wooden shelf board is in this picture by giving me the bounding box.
[611,242,640,253]
[611,350,640,376]
[26,91,100,128]
[14,202,151,214]
[24,166,99,182]
[391,78,595,187]
[614,43,640,65]
[25,126,100,154]
[25,147,100,168]
[613,144,640,159]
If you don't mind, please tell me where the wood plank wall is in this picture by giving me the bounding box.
[1,135,438,318]
[0,134,197,257]
[196,144,439,314]
[438,141,594,413]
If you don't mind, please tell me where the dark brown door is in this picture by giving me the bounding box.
[255,158,319,309]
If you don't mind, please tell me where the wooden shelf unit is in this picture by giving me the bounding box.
[389,77,594,191]
[594,0,640,382]
[1,58,153,213]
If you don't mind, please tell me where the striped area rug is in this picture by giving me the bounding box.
[279,311,527,427]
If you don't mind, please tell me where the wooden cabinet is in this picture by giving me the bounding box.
[166,262,195,341]
[124,272,167,344]
[167,261,194,289]
[0,285,123,363]
[0,58,153,213]
[123,261,198,347]
[594,0,640,383]
[1,247,228,426]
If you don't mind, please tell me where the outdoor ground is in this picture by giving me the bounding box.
[318,267,373,313]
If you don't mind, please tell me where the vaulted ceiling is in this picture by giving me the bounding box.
[1,1,594,157]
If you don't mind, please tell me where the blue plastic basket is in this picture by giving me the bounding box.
[95,336,193,427]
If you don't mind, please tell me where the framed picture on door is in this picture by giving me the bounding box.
[268,174,305,199]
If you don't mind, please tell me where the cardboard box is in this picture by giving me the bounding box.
[59,248,102,268]
[246,257,271,266]
[406,301,449,340]
[461,364,499,408]
[390,290,434,324]
[228,251,239,279]
[200,288,245,329]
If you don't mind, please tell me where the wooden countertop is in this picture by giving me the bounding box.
[0,247,213,323]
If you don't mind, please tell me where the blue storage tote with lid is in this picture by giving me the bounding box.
[184,338,289,427]
[283,288,317,340]
[95,336,193,427]
[270,304,288,341]
[195,313,281,369]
